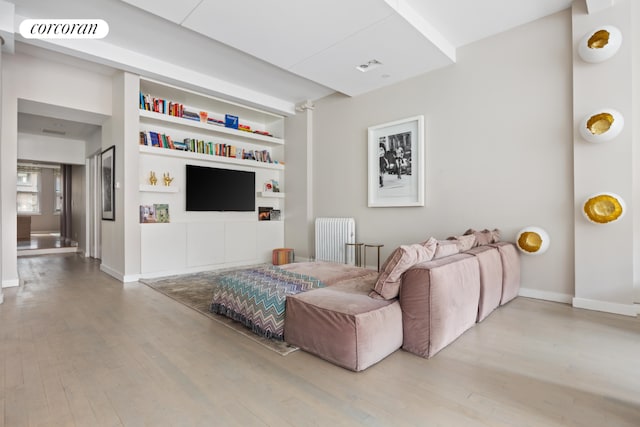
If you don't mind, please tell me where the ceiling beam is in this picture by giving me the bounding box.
[585,0,615,14]
[383,0,456,62]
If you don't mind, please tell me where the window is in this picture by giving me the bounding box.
[17,167,41,214]
[54,170,62,214]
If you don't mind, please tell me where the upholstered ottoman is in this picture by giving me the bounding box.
[489,242,521,305]
[284,278,403,372]
[400,253,480,358]
[465,245,503,322]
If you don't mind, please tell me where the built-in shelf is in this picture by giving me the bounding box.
[139,145,284,171]
[257,191,285,198]
[139,184,179,193]
[139,110,284,146]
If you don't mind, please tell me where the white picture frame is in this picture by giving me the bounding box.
[368,115,424,207]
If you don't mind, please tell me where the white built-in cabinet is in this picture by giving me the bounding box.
[137,78,285,276]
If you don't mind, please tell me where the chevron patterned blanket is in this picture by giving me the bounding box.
[209,265,326,340]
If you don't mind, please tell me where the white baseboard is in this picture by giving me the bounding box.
[100,264,124,282]
[572,297,637,317]
[518,287,572,304]
[2,278,20,288]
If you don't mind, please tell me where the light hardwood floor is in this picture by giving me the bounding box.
[2,254,639,426]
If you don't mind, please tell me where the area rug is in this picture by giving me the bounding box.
[139,268,299,356]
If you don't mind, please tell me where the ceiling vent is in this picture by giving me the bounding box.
[356,59,382,72]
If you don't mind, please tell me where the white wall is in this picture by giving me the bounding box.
[1,51,112,286]
[572,1,636,315]
[309,10,575,299]
[18,132,86,165]
[284,105,314,260]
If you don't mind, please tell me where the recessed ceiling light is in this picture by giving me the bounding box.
[356,59,382,72]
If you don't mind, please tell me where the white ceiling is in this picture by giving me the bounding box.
[7,0,576,110]
[7,0,587,142]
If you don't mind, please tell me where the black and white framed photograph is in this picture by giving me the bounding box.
[368,115,424,207]
[101,145,115,220]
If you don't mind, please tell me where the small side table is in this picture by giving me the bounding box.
[345,242,364,267]
[364,244,384,272]
[272,248,295,265]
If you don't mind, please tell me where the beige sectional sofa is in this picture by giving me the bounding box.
[284,229,521,371]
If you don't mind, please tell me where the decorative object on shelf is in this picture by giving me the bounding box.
[259,207,272,221]
[263,179,280,193]
[101,145,115,221]
[155,204,170,223]
[368,115,424,207]
[516,227,550,255]
[199,111,208,122]
[225,114,239,129]
[270,209,281,221]
[139,205,156,223]
[583,192,625,224]
[163,172,174,186]
[579,109,624,143]
[578,25,622,63]
[149,171,158,185]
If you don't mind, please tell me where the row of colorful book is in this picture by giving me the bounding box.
[139,92,184,117]
[139,131,276,163]
[139,92,275,138]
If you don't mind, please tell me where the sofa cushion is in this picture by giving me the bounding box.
[400,253,481,358]
[465,245,503,322]
[489,242,521,305]
[370,238,437,300]
[433,240,459,259]
[285,277,403,371]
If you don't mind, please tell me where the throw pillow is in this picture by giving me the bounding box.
[447,234,476,252]
[433,240,459,259]
[463,228,492,246]
[370,238,437,300]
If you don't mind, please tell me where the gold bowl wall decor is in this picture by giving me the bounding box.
[578,25,622,63]
[579,109,623,143]
[516,226,550,255]
[583,193,625,224]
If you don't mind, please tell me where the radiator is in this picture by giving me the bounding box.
[315,217,356,264]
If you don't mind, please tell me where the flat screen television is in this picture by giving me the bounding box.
[185,164,255,212]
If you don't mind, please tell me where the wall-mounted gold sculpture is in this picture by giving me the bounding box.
[578,25,622,63]
[149,171,158,185]
[516,226,550,255]
[163,172,174,186]
[579,108,624,143]
[583,193,625,224]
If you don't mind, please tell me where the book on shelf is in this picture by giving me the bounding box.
[258,207,271,221]
[139,92,184,117]
[141,129,279,165]
[155,204,170,223]
[270,209,281,221]
[140,204,170,223]
[140,205,156,223]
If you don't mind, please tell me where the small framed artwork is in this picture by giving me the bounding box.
[101,145,115,220]
[367,115,424,207]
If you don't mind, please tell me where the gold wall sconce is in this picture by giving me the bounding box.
[516,226,550,255]
[578,25,622,63]
[579,109,624,143]
[583,193,625,224]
